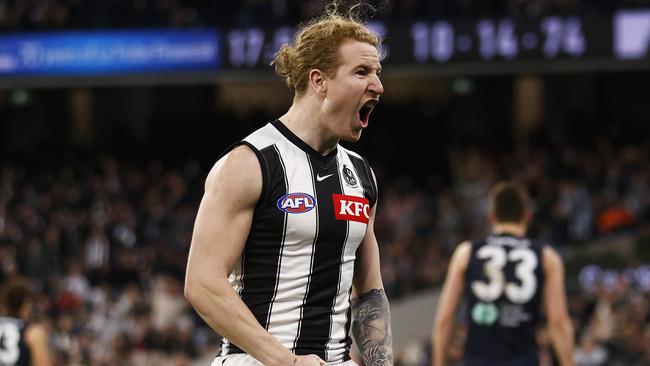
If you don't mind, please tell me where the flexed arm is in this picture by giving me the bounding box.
[184,146,324,366]
[352,205,393,366]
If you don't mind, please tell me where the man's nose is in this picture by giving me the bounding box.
[369,74,384,96]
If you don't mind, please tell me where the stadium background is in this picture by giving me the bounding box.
[0,0,648,365]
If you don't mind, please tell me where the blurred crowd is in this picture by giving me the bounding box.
[0,157,211,365]
[0,131,647,364]
[0,0,648,30]
[376,136,649,297]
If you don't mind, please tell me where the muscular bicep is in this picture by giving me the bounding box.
[352,205,383,295]
[352,164,381,294]
[186,146,262,284]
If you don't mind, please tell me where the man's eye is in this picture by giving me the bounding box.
[356,69,368,76]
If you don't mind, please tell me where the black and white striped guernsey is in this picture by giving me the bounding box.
[221,120,378,362]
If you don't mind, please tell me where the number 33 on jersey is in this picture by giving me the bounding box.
[466,235,544,328]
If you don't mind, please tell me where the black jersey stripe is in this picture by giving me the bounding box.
[343,286,353,357]
[347,154,377,207]
[265,145,291,329]
[294,155,348,359]
[236,144,288,343]
[291,152,320,352]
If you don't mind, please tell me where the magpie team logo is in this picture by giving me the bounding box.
[277,193,317,214]
[342,165,358,188]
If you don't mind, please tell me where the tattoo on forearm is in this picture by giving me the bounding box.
[352,289,393,366]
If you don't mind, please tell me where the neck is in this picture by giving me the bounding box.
[492,222,527,237]
[278,96,339,156]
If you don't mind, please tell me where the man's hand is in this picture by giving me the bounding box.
[295,355,327,366]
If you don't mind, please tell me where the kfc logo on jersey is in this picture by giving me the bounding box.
[277,193,316,214]
[333,194,370,224]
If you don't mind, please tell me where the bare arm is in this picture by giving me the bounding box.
[184,146,323,366]
[432,242,471,366]
[351,205,393,366]
[25,324,52,366]
[543,246,575,366]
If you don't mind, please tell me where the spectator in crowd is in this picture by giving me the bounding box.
[574,332,608,366]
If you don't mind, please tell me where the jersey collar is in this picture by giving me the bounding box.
[272,119,338,166]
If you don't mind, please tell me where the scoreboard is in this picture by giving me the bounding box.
[222,11,650,70]
[0,9,648,85]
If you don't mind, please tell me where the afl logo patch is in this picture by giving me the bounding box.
[342,165,358,188]
[277,193,317,214]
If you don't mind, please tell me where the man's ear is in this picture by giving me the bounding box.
[308,69,327,97]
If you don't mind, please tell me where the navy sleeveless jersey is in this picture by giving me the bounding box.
[0,316,31,366]
[464,234,545,361]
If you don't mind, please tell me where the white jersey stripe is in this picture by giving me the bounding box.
[291,152,320,351]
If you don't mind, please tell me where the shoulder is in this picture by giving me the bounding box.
[205,145,263,206]
[244,121,284,150]
[450,241,472,272]
[541,245,564,273]
[339,146,372,173]
[207,145,261,185]
[455,241,472,255]
[339,144,362,159]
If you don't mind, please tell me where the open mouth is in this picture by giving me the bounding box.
[359,100,378,128]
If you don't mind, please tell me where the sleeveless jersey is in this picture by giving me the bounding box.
[221,120,378,362]
[464,234,545,361]
[0,316,30,366]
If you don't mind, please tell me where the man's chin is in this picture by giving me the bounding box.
[342,133,362,143]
